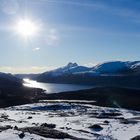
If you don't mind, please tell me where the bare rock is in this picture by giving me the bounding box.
[89,124,103,131]
[131,135,140,140]
[27,116,32,119]
[20,126,85,139]
[18,132,25,139]
[40,123,56,129]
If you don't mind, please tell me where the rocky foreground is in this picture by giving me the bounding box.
[0,100,139,140]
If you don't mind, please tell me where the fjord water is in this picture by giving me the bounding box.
[23,79,93,94]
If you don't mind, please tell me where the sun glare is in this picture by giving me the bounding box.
[16,19,38,37]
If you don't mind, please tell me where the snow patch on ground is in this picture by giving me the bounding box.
[0,101,139,140]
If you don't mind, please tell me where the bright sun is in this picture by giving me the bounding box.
[16,19,38,37]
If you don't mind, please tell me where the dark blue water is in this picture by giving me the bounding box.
[23,79,93,94]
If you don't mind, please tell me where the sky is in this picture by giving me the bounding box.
[0,0,140,73]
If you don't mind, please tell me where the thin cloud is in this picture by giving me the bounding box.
[58,24,140,38]
[32,47,40,51]
[36,0,106,10]
[0,66,55,74]
[39,0,140,22]
[0,0,19,15]
[45,29,59,46]
[84,62,98,67]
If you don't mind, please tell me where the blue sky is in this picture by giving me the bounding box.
[0,0,140,73]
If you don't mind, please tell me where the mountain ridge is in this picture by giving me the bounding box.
[35,61,140,88]
[38,61,140,77]
[14,61,140,88]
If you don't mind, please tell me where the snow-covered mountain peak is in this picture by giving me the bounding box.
[40,61,140,78]
[42,62,90,77]
[129,61,140,69]
[64,62,78,69]
[92,61,127,73]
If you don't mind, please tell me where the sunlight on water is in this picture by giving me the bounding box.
[23,78,51,93]
[23,78,93,94]
[23,78,38,87]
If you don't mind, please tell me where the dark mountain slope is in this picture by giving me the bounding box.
[0,72,46,108]
[46,86,140,111]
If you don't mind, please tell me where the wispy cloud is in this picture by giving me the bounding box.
[0,66,55,74]
[110,7,140,21]
[0,0,19,15]
[36,0,107,12]
[57,23,140,38]
[45,29,59,46]
[39,0,140,22]
[84,62,98,67]
[32,47,40,51]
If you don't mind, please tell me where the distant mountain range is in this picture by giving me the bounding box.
[37,61,140,77]
[0,61,140,108]
[14,61,140,88]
